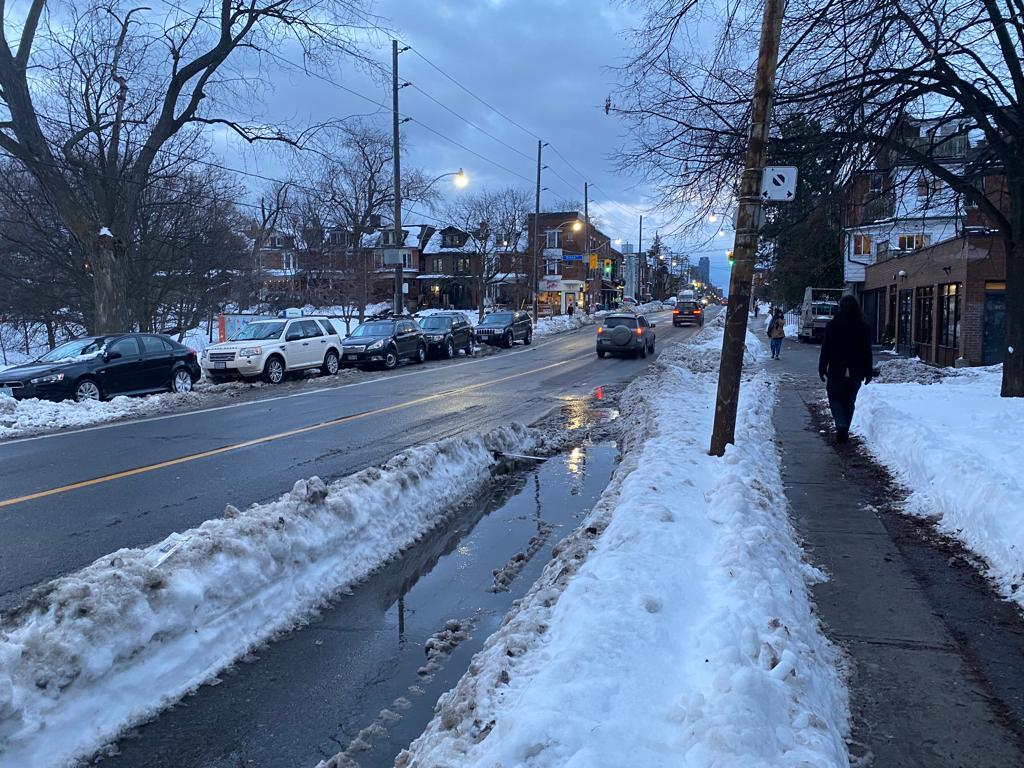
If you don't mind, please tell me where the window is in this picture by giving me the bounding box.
[938,283,961,348]
[914,286,934,344]
[868,173,884,193]
[898,233,927,251]
[382,229,404,247]
[431,257,444,274]
[853,234,872,256]
[300,320,323,338]
[282,253,297,271]
[140,335,169,354]
[546,230,561,249]
[456,257,471,273]
[565,228,575,243]
[917,176,929,199]
[442,232,464,248]
[108,337,141,357]
[545,258,560,275]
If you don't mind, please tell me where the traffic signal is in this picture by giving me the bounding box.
[589,253,598,269]
[603,258,612,277]
[727,249,735,267]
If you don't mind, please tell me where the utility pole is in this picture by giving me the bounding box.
[533,140,543,322]
[709,0,785,456]
[391,39,404,317]
[585,183,595,311]
[637,214,643,300]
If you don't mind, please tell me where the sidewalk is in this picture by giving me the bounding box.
[772,340,1024,766]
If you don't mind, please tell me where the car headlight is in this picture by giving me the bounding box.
[238,346,262,357]
[367,339,385,351]
[30,372,65,385]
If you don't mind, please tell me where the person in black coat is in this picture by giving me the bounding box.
[818,294,873,443]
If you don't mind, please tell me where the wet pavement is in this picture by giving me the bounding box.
[91,442,618,768]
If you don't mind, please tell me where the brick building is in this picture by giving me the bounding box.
[859,177,1007,366]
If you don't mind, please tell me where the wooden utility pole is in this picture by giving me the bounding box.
[533,140,544,322]
[585,183,596,311]
[637,214,643,300]
[709,0,785,456]
[391,39,404,316]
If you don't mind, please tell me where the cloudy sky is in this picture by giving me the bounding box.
[213,0,737,289]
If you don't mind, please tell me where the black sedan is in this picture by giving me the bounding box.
[0,334,201,402]
[340,319,428,370]
[418,312,475,358]
[475,310,533,348]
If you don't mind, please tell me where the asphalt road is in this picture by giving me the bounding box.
[0,310,713,611]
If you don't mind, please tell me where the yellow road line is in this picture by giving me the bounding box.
[0,358,575,509]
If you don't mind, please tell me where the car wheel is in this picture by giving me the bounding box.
[444,338,455,359]
[383,346,400,370]
[524,330,532,346]
[465,338,475,357]
[321,350,340,376]
[74,378,103,402]
[639,343,647,359]
[597,349,606,358]
[649,340,655,354]
[171,368,194,393]
[504,331,514,348]
[415,343,427,364]
[262,356,285,384]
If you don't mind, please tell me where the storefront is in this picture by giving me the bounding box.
[538,276,584,314]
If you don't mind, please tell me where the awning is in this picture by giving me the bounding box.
[416,274,454,280]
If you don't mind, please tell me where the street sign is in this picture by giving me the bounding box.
[562,253,583,261]
[382,247,413,266]
[760,166,798,201]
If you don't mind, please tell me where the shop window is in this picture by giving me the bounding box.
[938,283,961,348]
[914,286,933,344]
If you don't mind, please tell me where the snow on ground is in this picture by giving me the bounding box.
[0,425,533,768]
[854,363,1024,606]
[393,319,849,768]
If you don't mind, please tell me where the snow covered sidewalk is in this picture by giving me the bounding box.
[855,361,1024,606]
[0,425,532,768]
[397,322,849,767]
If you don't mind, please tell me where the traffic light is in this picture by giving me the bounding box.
[603,258,612,277]
[727,249,734,267]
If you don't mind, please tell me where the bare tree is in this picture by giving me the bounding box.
[0,0,378,334]
[617,0,1024,395]
[446,187,532,321]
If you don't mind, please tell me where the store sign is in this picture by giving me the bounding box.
[540,277,563,292]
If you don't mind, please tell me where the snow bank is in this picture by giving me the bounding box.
[0,424,532,768]
[855,364,1024,605]
[395,323,848,768]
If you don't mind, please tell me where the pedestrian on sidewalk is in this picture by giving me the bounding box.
[567,302,575,318]
[818,294,873,443]
[767,309,786,359]
[753,302,760,318]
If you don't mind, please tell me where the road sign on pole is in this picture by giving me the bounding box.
[382,247,412,266]
[760,166,798,201]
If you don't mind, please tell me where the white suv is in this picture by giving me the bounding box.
[201,317,344,384]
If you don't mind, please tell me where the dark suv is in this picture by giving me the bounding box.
[672,301,704,327]
[0,334,201,402]
[475,310,533,348]
[596,313,656,358]
[418,312,475,358]
[340,319,427,370]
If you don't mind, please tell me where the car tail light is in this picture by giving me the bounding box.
[694,309,701,314]
[635,327,643,336]
[672,309,680,314]
[597,326,604,334]
[188,347,197,356]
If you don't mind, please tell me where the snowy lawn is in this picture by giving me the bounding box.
[855,361,1024,605]
[0,425,533,768]
[393,320,849,768]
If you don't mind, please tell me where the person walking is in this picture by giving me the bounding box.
[753,302,759,318]
[767,309,786,359]
[818,294,873,443]
[567,302,575,318]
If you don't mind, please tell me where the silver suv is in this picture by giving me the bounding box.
[201,317,344,384]
[596,313,656,359]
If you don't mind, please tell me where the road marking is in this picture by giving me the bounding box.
[0,357,576,508]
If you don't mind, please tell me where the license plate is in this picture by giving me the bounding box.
[0,386,11,398]
[346,354,357,360]
[214,362,226,370]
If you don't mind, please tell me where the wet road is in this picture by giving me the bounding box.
[0,310,712,611]
[94,442,617,768]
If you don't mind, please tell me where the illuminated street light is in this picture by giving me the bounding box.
[453,168,469,188]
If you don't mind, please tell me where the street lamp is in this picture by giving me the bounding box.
[427,168,469,190]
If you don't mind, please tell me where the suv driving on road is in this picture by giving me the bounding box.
[672,300,704,327]
[341,319,428,370]
[418,312,475,358]
[596,313,656,359]
[475,310,533,348]
[201,317,344,384]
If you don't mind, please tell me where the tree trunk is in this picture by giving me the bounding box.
[1003,177,1024,396]
[92,235,120,335]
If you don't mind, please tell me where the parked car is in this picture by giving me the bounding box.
[596,313,656,358]
[201,316,343,384]
[418,312,475,358]
[1,334,201,402]
[341,319,427,369]
[475,310,533,348]
[672,300,705,327]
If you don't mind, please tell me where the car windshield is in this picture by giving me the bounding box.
[603,317,637,329]
[678,302,698,310]
[482,313,513,324]
[231,321,285,341]
[419,317,453,330]
[351,321,395,337]
[812,303,838,316]
[36,338,105,362]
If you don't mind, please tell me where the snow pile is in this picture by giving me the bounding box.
[872,356,961,385]
[397,324,848,767]
[0,424,532,768]
[533,313,593,337]
[855,365,1024,605]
